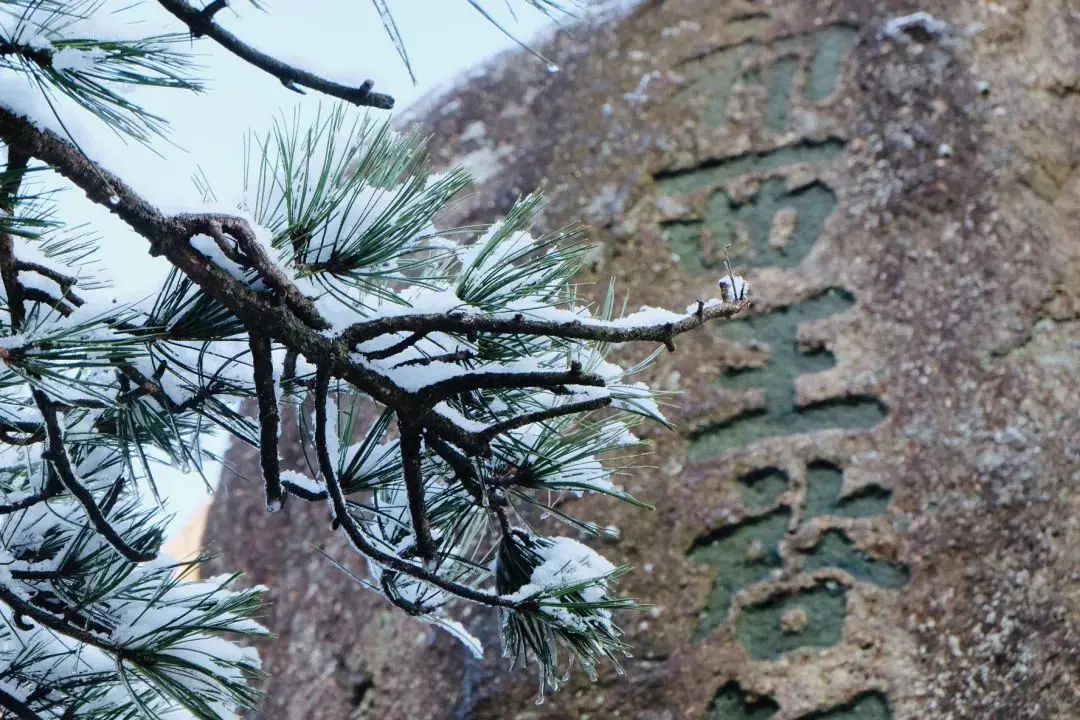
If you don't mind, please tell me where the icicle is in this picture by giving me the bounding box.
[560,655,574,683]
[535,672,546,705]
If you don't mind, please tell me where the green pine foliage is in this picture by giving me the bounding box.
[0,1,747,717]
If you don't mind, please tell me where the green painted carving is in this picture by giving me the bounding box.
[738,467,789,510]
[707,682,780,720]
[804,460,892,519]
[704,687,891,720]
[689,509,791,640]
[736,583,847,660]
[679,42,756,128]
[689,460,906,654]
[656,138,844,195]
[678,21,896,719]
[804,530,910,590]
[675,24,857,132]
[765,55,798,132]
[800,462,909,587]
[796,692,892,720]
[806,26,860,102]
[689,290,888,460]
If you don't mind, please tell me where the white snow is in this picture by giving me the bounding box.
[504,536,616,603]
[882,12,952,39]
[718,274,749,302]
[51,47,108,73]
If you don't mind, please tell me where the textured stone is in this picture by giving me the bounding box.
[201,1,1080,718]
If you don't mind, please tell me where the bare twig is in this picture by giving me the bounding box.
[15,261,85,305]
[423,431,484,503]
[249,332,283,511]
[0,484,62,514]
[364,331,426,361]
[156,0,394,109]
[393,349,477,368]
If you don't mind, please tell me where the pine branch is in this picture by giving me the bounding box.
[0,483,61,514]
[423,431,485,503]
[248,331,282,511]
[364,331,426,361]
[0,109,745,464]
[0,581,131,658]
[179,212,328,330]
[280,475,326,501]
[32,390,156,563]
[339,298,748,351]
[0,684,39,720]
[398,418,435,561]
[313,367,517,609]
[393,349,477,368]
[418,365,606,405]
[15,261,86,306]
[474,395,612,444]
[156,0,395,109]
[0,147,31,332]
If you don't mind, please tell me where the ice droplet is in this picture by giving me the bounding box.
[546,63,560,74]
[108,194,120,205]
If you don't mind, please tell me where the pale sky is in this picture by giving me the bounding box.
[61,0,558,534]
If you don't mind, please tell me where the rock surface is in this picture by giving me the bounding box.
[202,1,1080,718]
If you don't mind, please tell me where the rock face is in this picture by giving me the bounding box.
[202,1,1080,718]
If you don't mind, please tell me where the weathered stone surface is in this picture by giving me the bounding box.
[202,1,1080,718]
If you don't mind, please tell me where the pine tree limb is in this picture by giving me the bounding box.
[0,109,743,462]
[423,431,485,503]
[0,581,132,658]
[155,0,394,109]
[32,391,156,563]
[338,300,748,350]
[474,395,612,444]
[418,366,606,405]
[363,331,426,361]
[0,147,31,333]
[179,213,329,330]
[249,331,283,511]
[313,367,517,609]
[0,685,39,720]
[398,418,435,562]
